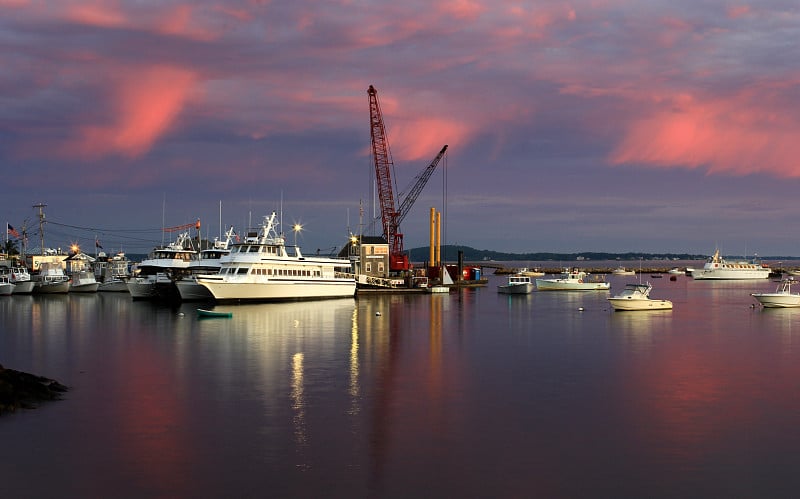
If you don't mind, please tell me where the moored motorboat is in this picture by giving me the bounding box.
[1,265,35,294]
[497,274,534,294]
[612,266,636,276]
[518,267,545,277]
[33,260,70,294]
[94,252,131,292]
[536,268,610,291]
[607,282,673,311]
[691,248,769,280]
[0,275,14,295]
[751,278,800,308]
[196,212,356,302]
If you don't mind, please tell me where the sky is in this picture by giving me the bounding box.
[2,0,800,257]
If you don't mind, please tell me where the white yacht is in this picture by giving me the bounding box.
[175,227,236,301]
[612,266,636,276]
[691,249,770,280]
[608,282,673,311]
[127,232,196,300]
[536,268,610,291]
[751,278,800,308]
[196,212,356,302]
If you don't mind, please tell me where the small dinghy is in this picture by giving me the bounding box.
[197,308,233,318]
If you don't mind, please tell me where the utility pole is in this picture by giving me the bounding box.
[33,203,46,256]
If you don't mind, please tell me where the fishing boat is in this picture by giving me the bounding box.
[518,267,545,277]
[607,282,673,311]
[2,265,35,294]
[33,260,70,294]
[65,251,99,293]
[0,275,14,295]
[691,248,769,280]
[94,252,131,292]
[535,268,610,291]
[197,308,233,318]
[751,278,800,308]
[497,274,534,294]
[196,212,356,302]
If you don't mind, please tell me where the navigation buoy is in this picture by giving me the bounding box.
[578,307,584,311]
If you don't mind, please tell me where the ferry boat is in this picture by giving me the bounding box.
[691,249,769,280]
[196,212,356,302]
[127,232,196,299]
[536,268,610,291]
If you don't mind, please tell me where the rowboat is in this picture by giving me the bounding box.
[197,308,233,318]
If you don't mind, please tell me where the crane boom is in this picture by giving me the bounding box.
[368,85,407,271]
[396,144,448,227]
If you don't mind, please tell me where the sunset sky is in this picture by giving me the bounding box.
[2,1,800,256]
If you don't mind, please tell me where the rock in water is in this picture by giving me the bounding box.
[0,364,68,415]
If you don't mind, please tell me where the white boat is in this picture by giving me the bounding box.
[127,232,196,300]
[751,278,800,308]
[176,227,236,301]
[69,270,100,293]
[0,275,14,295]
[668,268,683,275]
[196,212,356,302]
[498,274,534,294]
[607,282,673,311]
[65,252,99,292]
[536,268,610,291]
[691,249,770,280]
[612,266,636,276]
[518,267,545,277]
[94,252,131,292]
[1,265,35,294]
[33,261,70,293]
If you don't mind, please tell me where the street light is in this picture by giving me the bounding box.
[292,223,303,247]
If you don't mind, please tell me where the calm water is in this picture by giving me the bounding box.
[3,270,800,498]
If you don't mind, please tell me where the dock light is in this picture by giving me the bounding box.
[70,243,80,254]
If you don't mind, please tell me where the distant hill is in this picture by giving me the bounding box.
[406,245,793,262]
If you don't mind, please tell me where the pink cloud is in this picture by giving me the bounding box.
[610,85,800,177]
[727,5,751,18]
[66,65,198,159]
[64,3,127,28]
[389,118,470,162]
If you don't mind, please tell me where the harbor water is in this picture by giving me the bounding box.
[3,270,800,498]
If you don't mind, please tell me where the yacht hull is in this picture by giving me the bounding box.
[608,298,673,311]
[198,279,356,302]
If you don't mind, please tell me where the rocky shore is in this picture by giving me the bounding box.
[0,364,68,415]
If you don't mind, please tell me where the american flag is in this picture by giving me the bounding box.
[7,223,20,239]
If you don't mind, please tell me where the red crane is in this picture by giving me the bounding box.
[368,85,447,272]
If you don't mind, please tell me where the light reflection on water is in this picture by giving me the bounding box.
[3,275,800,497]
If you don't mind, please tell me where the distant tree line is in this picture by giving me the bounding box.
[405,245,780,262]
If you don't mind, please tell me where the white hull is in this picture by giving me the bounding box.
[498,283,534,294]
[608,298,673,311]
[692,268,770,280]
[127,277,156,299]
[536,279,610,291]
[11,281,35,294]
[34,281,70,294]
[198,279,356,302]
[0,283,13,295]
[98,279,129,292]
[751,294,800,308]
[70,282,100,293]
